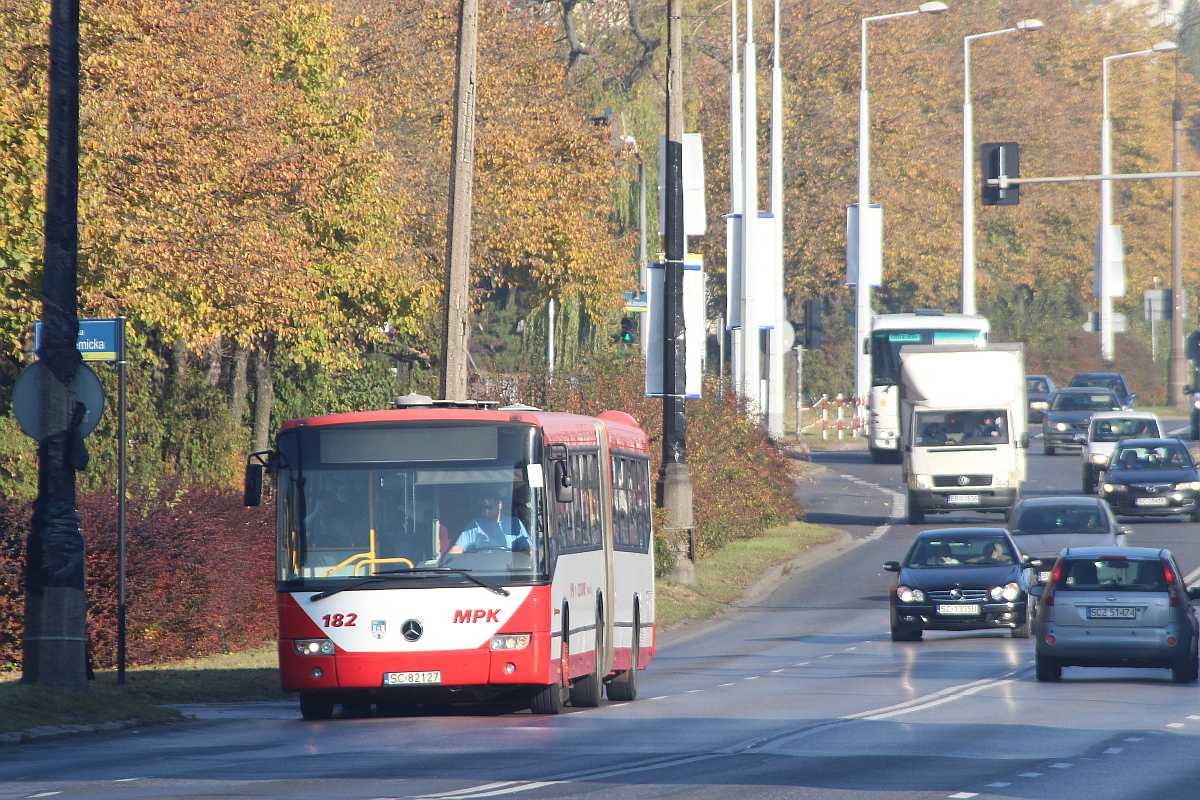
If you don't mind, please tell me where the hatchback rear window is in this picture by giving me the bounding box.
[1056,558,1166,592]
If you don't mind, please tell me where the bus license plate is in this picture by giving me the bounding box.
[947,494,979,505]
[938,604,980,615]
[1088,607,1137,619]
[383,671,442,686]
[1135,497,1169,507]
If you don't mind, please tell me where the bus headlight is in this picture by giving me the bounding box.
[294,639,336,656]
[490,634,531,650]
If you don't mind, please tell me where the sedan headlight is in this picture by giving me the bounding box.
[1101,482,1128,494]
[990,583,1023,602]
[1031,401,1048,411]
[1090,453,1109,465]
[896,586,925,603]
[1055,422,1069,432]
[1175,481,1200,491]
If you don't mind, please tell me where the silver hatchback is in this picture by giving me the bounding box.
[1033,547,1200,682]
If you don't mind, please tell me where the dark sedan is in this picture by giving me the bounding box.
[1006,495,1128,586]
[1042,387,1122,455]
[1026,375,1057,424]
[884,528,1031,641]
[1069,372,1136,408]
[1098,438,1200,521]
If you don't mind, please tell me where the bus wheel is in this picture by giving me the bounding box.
[299,691,336,720]
[569,608,604,707]
[530,636,567,714]
[606,614,639,702]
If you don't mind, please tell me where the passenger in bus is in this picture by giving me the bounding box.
[447,489,531,554]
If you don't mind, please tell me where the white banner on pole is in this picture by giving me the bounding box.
[1093,224,1125,298]
[846,204,882,287]
[658,134,707,237]
[646,255,704,399]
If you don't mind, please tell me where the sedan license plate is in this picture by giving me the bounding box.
[947,494,980,505]
[938,604,980,615]
[383,671,441,686]
[1037,571,1052,583]
[1088,607,1138,619]
[1135,497,1169,507]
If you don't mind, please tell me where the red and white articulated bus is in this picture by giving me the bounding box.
[244,394,655,719]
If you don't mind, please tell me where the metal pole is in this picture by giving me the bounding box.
[1170,41,1188,409]
[24,0,88,692]
[854,16,872,408]
[439,0,479,401]
[962,34,975,316]
[1100,56,1115,361]
[117,316,127,685]
[659,0,694,583]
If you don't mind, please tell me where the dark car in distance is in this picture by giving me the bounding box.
[1026,375,1057,424]
[1069,372,1136,408]
[1034,547,1200,682]
[1042,387,1122,455]
[884,528,1031,641]
[1006,496,1127,586]
[1097,438,1200,521]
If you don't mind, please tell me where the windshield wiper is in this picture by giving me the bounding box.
[309,567,510,601]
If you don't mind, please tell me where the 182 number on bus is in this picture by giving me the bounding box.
[322,613,357,627]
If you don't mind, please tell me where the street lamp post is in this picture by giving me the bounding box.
[1099,41,1177,362]
[961,19,1043,316]
[1170,24,1199,408]
[854,2,948,408]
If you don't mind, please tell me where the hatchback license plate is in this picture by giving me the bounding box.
[938,604,980,615]
[1135,497,1169,507]
[947,494,980,505]
[383,671,442,685]
[1088,607,1137,619]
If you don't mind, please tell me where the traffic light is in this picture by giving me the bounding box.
[804,298,822,350]
[618,317,636,346]
[981,142,1019,206]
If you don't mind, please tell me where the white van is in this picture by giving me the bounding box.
[1080,410,1161,493]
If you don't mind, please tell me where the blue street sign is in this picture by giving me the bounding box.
[34,318,123,362]
[623,291,648,313]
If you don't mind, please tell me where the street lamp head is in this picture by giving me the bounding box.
[918,1,948,13]
[1153,40,1179,53]
[1016,18,1045,32]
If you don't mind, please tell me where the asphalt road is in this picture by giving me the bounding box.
[3,424,1200,800]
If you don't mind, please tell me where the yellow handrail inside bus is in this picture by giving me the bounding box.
[355,557,415,576]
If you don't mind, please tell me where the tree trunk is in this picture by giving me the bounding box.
[204,338,223,388]
[229,342,250,425]
[172,336,188,383]
[251,341,273,453]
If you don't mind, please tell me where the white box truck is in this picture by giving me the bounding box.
[899,343,1027,524]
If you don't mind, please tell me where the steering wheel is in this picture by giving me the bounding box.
[469,546,510,553]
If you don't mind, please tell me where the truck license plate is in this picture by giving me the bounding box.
[383,671,442,685]
[947,494,980,504]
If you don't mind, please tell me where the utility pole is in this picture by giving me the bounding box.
[24,0,88,692]
[658,0,695,583]
[439,0,479,402]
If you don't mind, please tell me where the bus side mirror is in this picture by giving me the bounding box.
[553,460,574,503]
[244,450,276,506]
[244,464,264,506]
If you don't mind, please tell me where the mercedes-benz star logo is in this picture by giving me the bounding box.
[401,619,424,642]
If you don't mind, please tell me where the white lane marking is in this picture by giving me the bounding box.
[1050,763,1073,769]
[1105,747,1123,754]
[830,470,903,540]
[1124,737,1143,741]
[1167,722,1185,728]
[1019,772,1044,778]
[986,782,1011,787]
[948,793,977,798]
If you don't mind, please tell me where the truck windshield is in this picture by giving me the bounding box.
[914,410,1009,446]
[274,423,546,587]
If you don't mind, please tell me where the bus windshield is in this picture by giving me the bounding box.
[871,329,986,386]
[275,423,545,586]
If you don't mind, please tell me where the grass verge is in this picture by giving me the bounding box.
[0,520,840,737]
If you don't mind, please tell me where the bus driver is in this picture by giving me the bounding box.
[447,489,531,554]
